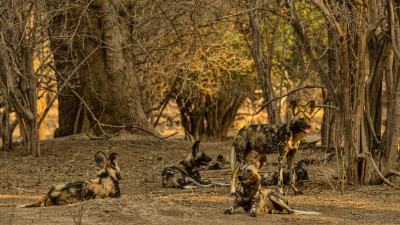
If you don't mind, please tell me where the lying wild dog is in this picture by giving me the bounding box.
[208,154,229,170]
[225,154,295,216]
[262,160,309,186]
[231,100,316,195]
[162,141,229,189]
[19,151,121,207]
[162,140,212,188]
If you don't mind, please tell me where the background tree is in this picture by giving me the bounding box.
[174,28,257,140]
[130,0,257,140]
[269,0,400,187]
[0,0,45,155]
[46,0,155,136]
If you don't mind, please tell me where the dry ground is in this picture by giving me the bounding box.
[1,133,399,225]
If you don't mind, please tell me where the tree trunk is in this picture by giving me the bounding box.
[283,0,400,186]
[48,0,154,135]
[248,0,281,124]
[0,85,12,151]
[0,0,40,155]
[376,50,400,182]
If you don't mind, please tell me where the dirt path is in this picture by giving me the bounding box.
[1,134,399,225]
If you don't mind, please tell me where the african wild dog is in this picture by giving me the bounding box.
[225,154,295,216]
[19,151,121,207]
[162,140,213,188]
[262,160,309,186]
[230,100,316,195]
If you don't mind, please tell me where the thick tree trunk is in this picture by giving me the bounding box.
[376,51,400,182]
[49,0,154,135]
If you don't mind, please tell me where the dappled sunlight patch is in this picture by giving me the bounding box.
[152,192,231,203]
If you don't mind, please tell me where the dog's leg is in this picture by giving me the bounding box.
[211,182,231,187]
[230,163,240,194]
[277,148,286,194]
[249,193,260,217]
[224,192,243,215]
[287,150,302,195]
[224,203,238,215]
[230,145,240,194]
[186,177,207,186]
[268,191,295,214]
[18,196,47,208]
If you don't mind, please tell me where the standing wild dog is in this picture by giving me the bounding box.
[19,152,121,207]
[162,140,213,188]
[225,154,295,216]
[231,100,316,195]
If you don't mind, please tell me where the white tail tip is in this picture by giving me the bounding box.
[293,210,322,215]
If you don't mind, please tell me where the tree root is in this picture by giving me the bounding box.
[367,153,400,190]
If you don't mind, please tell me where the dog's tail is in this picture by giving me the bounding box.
[17,196,47,208]
[292,209,322,215]
[230,145,236,172]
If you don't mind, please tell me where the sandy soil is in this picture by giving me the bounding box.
[1,133,399,225]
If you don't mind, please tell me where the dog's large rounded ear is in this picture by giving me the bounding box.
[95,151,107,168]
[305,100,316,115]
[108,153,119,168]
[192,140,201,155]
[288,100,300,116]
[253,154,267,169]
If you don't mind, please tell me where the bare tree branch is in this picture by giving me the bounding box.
[255,85,325,115]
[37,45,100,128]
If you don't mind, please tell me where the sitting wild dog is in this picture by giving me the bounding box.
[225,154,295,217]
[262,160,309,186]
[19,151,121,207]
[162,140,213,188]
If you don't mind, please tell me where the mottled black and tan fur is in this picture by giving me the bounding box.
[20,152,121,207]
[262,160,309,186]
[162,140,212,188]
[225,154,295,217]
[230,100,316,195]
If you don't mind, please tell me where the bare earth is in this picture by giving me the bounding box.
[1,133,399,225]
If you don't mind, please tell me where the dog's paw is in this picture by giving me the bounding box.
[201,180,212,185]
[294,190,303,195]
[250,208,257,217]
[224,209,234,215]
